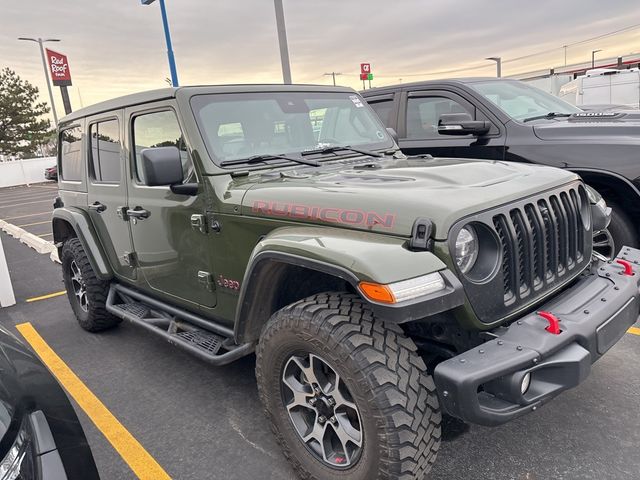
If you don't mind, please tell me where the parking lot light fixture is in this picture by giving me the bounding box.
[591,49,603,69]
[17,37,60,126]
[485,57,502,78]
[141,0,179,87]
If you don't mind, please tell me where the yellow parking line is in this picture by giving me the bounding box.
[26,290,67,302]
[38,232,53,238]
[1,211,52,221]
[15,323,171,480]
[16,220,50,228]
[629,327,640,336]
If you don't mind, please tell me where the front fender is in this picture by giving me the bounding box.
[52,207,113,280]
[234,226,464,342]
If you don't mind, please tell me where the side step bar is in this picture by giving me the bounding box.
[106,284,254,366]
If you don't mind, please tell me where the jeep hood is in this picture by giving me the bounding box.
[533,111,640,141]
[239,157,579,240]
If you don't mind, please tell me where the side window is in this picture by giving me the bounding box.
[406,96,474,139]
[59,126,83,181]
[369,100,394,127]
[132,110,193,184]
[89,119,121,183]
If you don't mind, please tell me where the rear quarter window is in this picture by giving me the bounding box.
[59,126,83,181]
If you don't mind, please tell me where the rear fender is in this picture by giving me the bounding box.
[52,207,113,280]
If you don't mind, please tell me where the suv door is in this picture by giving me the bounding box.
[124,103,216,308]
[399,89,505,160]
[86,112,136,280]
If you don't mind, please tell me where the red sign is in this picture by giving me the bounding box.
[360,63,371,74]
[360,73,369,80]
[45,49,72,86]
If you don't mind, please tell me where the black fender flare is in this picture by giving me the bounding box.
[52,207,113,280]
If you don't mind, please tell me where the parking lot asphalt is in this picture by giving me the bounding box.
[0,230,639,480]
[0,182,58,240]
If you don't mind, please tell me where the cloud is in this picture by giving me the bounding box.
[1,0,639,120]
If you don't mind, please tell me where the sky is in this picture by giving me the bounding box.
[1,0,640,122]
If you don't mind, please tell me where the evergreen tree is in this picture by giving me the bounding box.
[0,68,52,158]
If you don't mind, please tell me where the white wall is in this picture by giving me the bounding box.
[0,157,56,188]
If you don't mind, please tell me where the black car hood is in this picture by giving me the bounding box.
[533,111,640,141]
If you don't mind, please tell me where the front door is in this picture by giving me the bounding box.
[398,89,505,160]
[124,103,216,308]
[86,112,136,280]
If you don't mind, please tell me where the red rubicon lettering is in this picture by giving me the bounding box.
[251,201,395,228]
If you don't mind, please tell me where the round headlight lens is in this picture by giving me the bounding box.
[455,226,479,274]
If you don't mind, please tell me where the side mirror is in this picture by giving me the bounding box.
[140,146,183,186]
[386,127,399,144]
[438,113,491,137]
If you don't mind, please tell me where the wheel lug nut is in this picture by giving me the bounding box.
[309,398,317,406]
[328,398,335,406]
[318,415,326,424]
[330,416,337,424]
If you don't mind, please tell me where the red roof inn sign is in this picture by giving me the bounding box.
[45,49,72,87]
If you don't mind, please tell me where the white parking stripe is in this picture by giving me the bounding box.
[0,211,52,221]
[0,191,58,201]
[0,199,56,209]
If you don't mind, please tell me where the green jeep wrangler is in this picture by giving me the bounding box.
[52,85,640,480]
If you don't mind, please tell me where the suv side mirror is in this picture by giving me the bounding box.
[140,147,184,186]
[438,113,491,137]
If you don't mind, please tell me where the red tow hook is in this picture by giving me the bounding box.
[537,311,562,335]
[616,259,634,276]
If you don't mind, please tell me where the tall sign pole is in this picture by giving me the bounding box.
[45,49,73,115]
[18,37,60,126]
[274,0,292,84]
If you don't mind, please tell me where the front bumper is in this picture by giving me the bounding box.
[434,246,640,427]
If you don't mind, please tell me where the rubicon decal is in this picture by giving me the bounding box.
[252,201,396,228]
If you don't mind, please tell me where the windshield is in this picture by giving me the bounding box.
[469,80,581,122]
[190,91,393,165]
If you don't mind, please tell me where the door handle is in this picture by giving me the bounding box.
[88,201,107,213]
[126,207,150,220]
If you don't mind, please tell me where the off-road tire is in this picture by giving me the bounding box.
[255,292,441,480]
[607,202,639,251]
[61,238,120,332]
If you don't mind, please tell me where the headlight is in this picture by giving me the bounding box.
[455,226,479,274]
[359,272,446,304]
[0,420,30,480]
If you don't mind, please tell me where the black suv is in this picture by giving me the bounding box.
[362,78,640,256]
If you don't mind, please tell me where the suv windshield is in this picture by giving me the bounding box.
[190,91,393,165]
[469,80,581,122]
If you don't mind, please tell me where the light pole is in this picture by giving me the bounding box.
[18,37,60,127]
[486,57,502,78]
[591,49,603,69]
[274,0,292,84]
[142,0,179,87]
[323,72,342,86]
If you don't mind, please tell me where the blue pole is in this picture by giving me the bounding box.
[158,0,179,86]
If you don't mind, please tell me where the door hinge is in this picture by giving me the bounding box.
[116,206,129,221]
[122,251,137,267]
[190,214,207,234]
[197,271,216,291]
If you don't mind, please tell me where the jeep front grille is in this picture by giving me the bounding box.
[493,189,587,305]
[452,182,591,323]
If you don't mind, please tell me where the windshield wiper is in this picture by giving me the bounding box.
[523,112,573,123]
[220,154,319,167]
[301,145,384,158]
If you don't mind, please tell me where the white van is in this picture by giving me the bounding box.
[559,68,640,109]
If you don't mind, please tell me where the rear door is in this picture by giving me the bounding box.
[124,102,216,308]
[398,89,505,160]
[366,93,399,130]
[86,112,136,280]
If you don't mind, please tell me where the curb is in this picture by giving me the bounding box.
[0,219,60,263]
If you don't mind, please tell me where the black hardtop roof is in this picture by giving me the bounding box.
[360,77,519,96]
[60,84,356,124]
